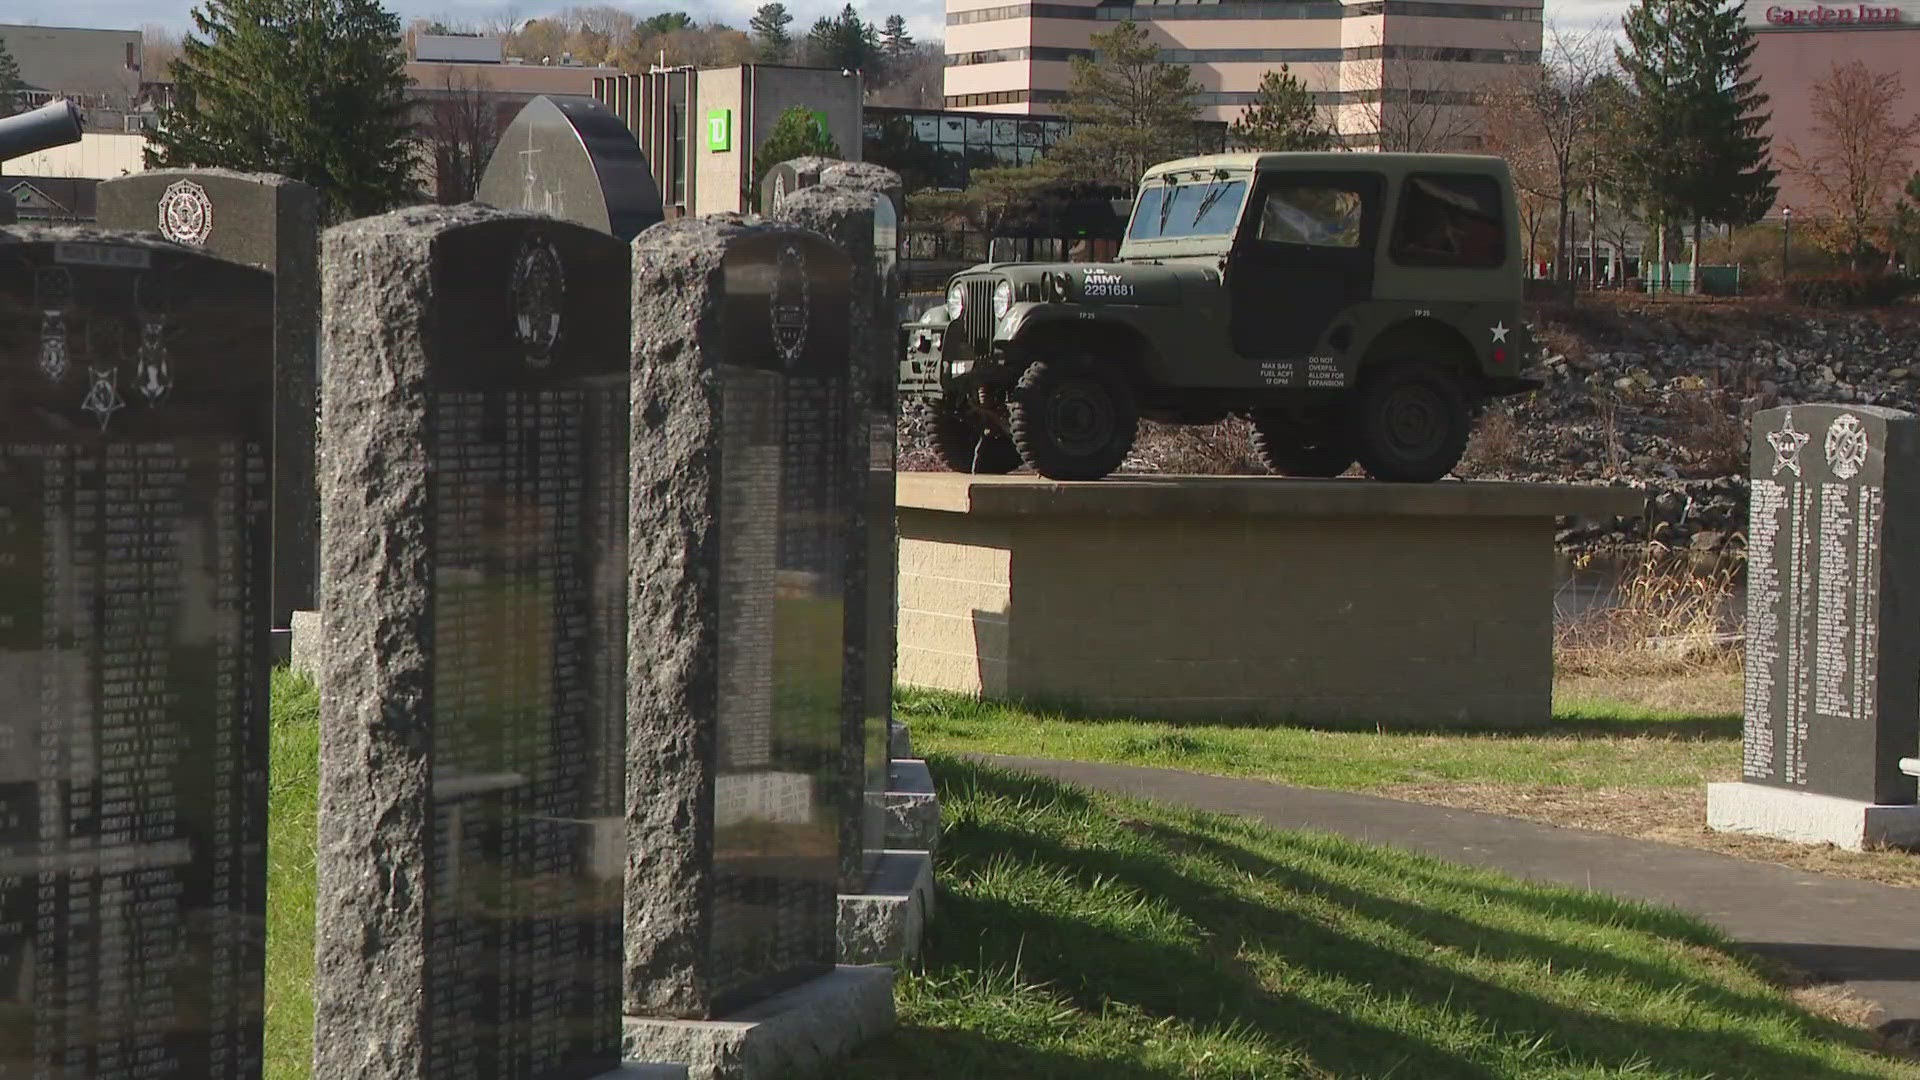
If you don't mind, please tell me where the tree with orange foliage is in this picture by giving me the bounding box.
[1781,61,1920,270]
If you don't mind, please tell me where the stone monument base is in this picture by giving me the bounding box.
[622,966,895,1080]
[604,1066,689,1079]
[1707,782,1920,851]
[884,758,939,851]
[837,850,935,964]
[290,609,322,680]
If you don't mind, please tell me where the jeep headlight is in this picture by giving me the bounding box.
[946,280,966,318]
[992,280,1014,320]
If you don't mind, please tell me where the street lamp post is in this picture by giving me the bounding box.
[1782,205,1792,280]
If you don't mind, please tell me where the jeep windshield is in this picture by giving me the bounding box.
[1126,175,1249,240]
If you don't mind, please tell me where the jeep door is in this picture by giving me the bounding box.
[1229,171,1384,359]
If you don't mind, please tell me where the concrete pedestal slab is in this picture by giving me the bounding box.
[621,965,896,1080]
[838,849,935,964]
[884,758,939,851]
[1708,782,1920,851]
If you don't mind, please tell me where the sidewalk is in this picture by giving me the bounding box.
[975,754,1920,1035]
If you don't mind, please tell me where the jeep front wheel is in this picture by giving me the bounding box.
[930,395,1022,474]
[1351,360,1472,483]
[1009,360,1137,481]
[1251,418,1354,478]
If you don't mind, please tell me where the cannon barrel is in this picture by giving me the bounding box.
[0,100,85,163]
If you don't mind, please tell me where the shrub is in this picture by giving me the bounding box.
[1784,273,1920,309]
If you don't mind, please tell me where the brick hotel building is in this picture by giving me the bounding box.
[941,0,1545,148]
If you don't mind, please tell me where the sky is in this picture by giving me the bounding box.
[5,0,1638,50]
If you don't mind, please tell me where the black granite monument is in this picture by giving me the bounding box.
[0,228,275,1078]
[312,207,631,1080]
[1743,404,1920,806]
[95,170,320,629]
[476,96,665,243]
[772,174,902,891]
[625,217,855,1020]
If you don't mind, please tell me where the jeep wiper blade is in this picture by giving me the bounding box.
[1190,182,1227,229]
[1156,178,1175,235]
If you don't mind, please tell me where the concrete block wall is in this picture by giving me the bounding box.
[895,475,1644,727]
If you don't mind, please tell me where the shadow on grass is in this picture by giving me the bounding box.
[895,687,1741,742]
[852,756,1896,1080]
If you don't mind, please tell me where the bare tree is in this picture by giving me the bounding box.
[418,67,502,204]
[141,24,182,81]
[867,42,944,108]
[1780,61,1920,270]
[1341,35,1487,152]
[1478,24,1614,292]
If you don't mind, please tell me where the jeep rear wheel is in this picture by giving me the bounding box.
[1351,360,1472,483]
[1250,418,1354,478]
[1009,360,1137,481]
[930,395,1022,474]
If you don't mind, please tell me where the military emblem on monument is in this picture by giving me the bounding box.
[1825,413,1869,479]
[80,366,124,430]
[35,266,72,382]
[771,242,809,366]
[510,232,565,368]
[1767,411,1810,477]
[157,179,214,246]
[134,274,173,403]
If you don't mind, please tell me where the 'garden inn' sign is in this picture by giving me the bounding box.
[1756,1,1908,24]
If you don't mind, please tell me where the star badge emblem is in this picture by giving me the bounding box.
[1767,412,1810,477]
[81,367,125,432]
[1490,322,1510,343]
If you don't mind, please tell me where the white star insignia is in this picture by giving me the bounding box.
[1490,322,1510,343]
[1767,412,1810,477]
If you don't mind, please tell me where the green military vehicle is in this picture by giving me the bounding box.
[901,151,1541,482]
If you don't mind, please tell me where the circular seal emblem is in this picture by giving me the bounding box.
[1825,413,1869,480]
[157,180,214,246]
[511,233,565,368]
[770,243,810,367]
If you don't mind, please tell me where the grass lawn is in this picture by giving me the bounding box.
[894,685,1920,890]
[265,673,1915,1077]
[893,686,1741,793]
[846,755,1917,1078]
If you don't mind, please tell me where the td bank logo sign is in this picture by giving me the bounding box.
[1762,2,1905,24]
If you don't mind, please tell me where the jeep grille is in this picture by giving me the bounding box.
[961,278,996,352]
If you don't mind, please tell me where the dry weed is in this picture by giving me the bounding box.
[1556,552,1743,679]
[1123,416,1266,475]
[1458,406,1523,477]
[1660,388,1750,478]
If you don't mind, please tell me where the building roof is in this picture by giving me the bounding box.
[1145,151,1511,177]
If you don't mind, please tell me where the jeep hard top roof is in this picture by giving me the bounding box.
[1141,152,1513,182]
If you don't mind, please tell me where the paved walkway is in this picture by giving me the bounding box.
[975,754,1920,1033]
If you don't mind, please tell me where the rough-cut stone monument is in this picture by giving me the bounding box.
[624,216,893,1075]
[774,183,897,893]
[0,227,275,1077]
[1709,404,1920,850]
[95,170,321,629]
[478,95,666,243]
[312,205,639,1079]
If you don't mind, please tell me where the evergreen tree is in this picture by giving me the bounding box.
[1616,0,1774,288]
[640,12,694,35]
[751,105,841,209]
[881,15,914,59]
[1228,66,1334,152]
[749,3,793,62]
[1050,21,1200,188]
[0,35,22,119]
[149,0,417,221]
[805,5,879,72]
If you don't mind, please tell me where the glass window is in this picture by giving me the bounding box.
[1389,174,1505,268]
[1127,178,1249,240]
[1255,184,1364,247]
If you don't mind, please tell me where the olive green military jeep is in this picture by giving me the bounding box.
[901,151,1542,482]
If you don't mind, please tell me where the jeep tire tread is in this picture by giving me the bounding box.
[1009,360,1138,481]
[931,396,1023,474]
[1351,359,1473,483]
[1250,418,1354,478]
